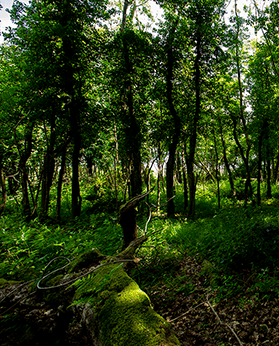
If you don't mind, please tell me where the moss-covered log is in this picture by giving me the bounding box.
[68,237,179,346]
[0,242,179,345]
[73,263,180,346]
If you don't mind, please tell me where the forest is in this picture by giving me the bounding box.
[1,0,279,345]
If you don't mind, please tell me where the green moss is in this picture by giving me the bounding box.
[0,278,22,288]
[74,264,180,346]
[41,274,75,304]
[68,248,105,273]
[44,274,64,287]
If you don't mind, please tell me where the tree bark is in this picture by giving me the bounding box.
[166,21,181,217]
[213,129,221,209]
[217,113,235,196]
[0,157,7,217]
[186,28,201,218]
[234,0,253,205]
[257,131,263,206]
[71,119,82,219]
[182,146,188,212]
[56,146,67,221]
[266,158,272,199]
[120,4,142,198]
[40,118,56,219]
[122,36,142,198]
[16,122,34,220]
[156,143,162,213]
[119,188,154,250]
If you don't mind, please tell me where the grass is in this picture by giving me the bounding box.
[1,179,279,303]
[0,210,123,281]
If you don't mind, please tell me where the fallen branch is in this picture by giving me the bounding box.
[169,302,205,323]
[206,293,243,346]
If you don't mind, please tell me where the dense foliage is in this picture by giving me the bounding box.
[1,3,279,343]
[0,0,278,220]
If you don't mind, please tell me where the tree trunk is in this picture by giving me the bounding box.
[186,28,201,218]
[217,113,235,196]
[234,0,253,206]
[257,132,263,206]
[231,115,253,204]
[56,146,67,221]
[119,188,153,250]
[121,5,142,198]
[266,158,272,199]
[166,23,181,217]
[166,142,177,216]
[182,146,188,212]
[272,153,279,184]
[0,157,7,217]
[121,38,142,198]
[213,129,221,209]
[156,143,162,213]
[71,123,81,219]
[40,119,56,219]
[16,122,34,220]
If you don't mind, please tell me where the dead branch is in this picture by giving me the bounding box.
[206,293,243,346]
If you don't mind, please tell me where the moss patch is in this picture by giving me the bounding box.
[0,278,22,288]
[74,264,180,346]
[68,248,105,273]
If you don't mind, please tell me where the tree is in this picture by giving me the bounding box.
[4,0,112,219]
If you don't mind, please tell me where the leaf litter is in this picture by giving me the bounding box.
[1,253,279,345]
[144,255,279,345]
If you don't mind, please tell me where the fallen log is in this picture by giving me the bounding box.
[0,241,180,346]
[70,238,180,346]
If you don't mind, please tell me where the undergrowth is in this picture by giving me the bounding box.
[1,180,279,304]
[0,211,122,281]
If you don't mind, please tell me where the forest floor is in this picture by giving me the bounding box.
[1,252,279,345]
[145,254,279,346]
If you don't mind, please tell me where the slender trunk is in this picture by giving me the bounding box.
[166,142,177,216]
[0,158,7,217]
[71,123,81,219]
[273,153,279,184]
[266,158,272,198]
[40,119,56,218]
[257,133,263,206]
[217,113,235,196]
[146,156,156,205]
[86,156,93,176]
[213,129,221,209]
[231,115,253,202]
[166,23,181,217]
[56,146,67,221]
[114,124,119,210]
[234,0,253,205]
[156,144,162,213]
[16,122,33,220]
[176,153,182,184]
[122,38,142,198]
[186,29,201,218]
[60,2,82,219]
[182,146,188,212]
[121,3,142,198]
[264,106,272,198]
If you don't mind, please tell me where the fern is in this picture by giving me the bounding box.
[71,264,122,307]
